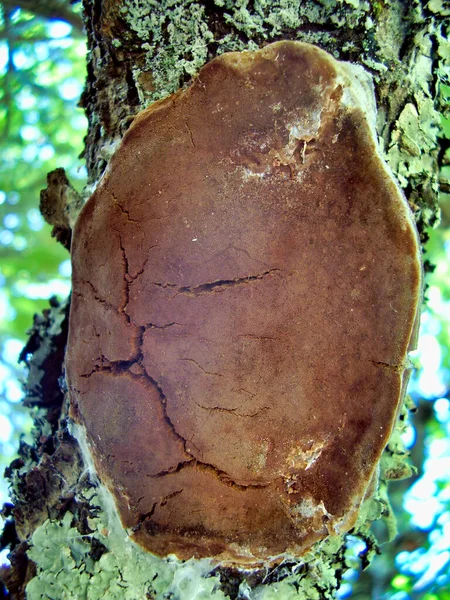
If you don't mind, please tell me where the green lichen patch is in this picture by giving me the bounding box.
[24,487,346,600]
[120,0,375,103]
[383,27,443,231]
[379,9,448,237]
[25,415,412,600]
[25,487,227,600]
[121,1,214,101]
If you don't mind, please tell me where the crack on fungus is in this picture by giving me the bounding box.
[80,278,140,332]
[126,252,157,284]
[152,268,281,297]
[116,229,130,314]
[142,382,272,489]
[147,457,271,490]
[370,360,408,374]
[107,185,173,223]
[138,370,269,489]
[192,461,271,490]
[233,387,256,399]
[79,357,139,379]
[151,281,178,290]
[160,489,184,506]
[194,401,270,418]
[108,230,159,322]
[78,326,144,378]
[144,321,183,330]
[180,268,281,294]
[82,361,271,491]
[75,285,138,329]
[132,491,184,533]
[148,460,196,479]
[83,281,111,308]
[235,333,280,342]
[206,243,272,269]
[185,120,195,148]
[105,187,140,224]
[136,503,157,524]
[181,357,224,377]
[138,368,191,449]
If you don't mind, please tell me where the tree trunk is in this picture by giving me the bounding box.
[2,1,447,598]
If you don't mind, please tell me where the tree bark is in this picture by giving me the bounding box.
[1,1,448,598]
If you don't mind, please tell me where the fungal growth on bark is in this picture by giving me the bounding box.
[66,41,422,566]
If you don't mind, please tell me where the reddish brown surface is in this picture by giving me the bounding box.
[66,41,422,565]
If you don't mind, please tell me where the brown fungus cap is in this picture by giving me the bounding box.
[66,41,422,567]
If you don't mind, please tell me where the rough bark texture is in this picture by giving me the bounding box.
[1,1,448,599]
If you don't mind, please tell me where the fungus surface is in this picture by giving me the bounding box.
[66,41,422,566]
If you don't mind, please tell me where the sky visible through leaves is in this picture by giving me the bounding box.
[0,4,450,599]
[0,5,86,501]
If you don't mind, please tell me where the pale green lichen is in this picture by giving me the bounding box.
[120,0,374,102]
[26,487,227,600]
[217,0,369,37]
[436,21,450,205]
[379,12,448,229]
[24,407,416,600]
[24,490,347,600]
[121,1,214,100]
[428,0,450,17]
[217,0,304,37]
[387,100,439,187]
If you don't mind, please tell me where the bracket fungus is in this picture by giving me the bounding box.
[66,41,422,567]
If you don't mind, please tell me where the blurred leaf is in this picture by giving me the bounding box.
[0,2,87,494]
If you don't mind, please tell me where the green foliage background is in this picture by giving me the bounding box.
[0,2,449,599]
[0,3,86,491]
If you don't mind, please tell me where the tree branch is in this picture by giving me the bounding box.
[1,0,84,33]
[0,31,76,41]
[2,7,16,138]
